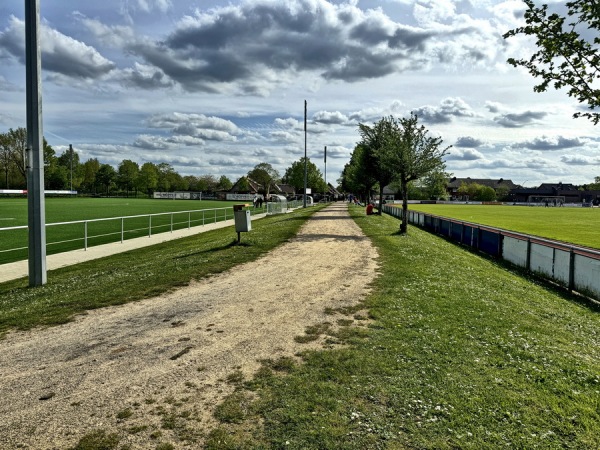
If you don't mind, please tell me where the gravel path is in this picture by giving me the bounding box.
[0,203,379,449]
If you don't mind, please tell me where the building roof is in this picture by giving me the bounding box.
[447,177,517,190]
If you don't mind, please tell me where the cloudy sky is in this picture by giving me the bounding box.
[0,0,598,188]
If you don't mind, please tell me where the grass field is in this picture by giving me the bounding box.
[1,205,599,448]
[401,203,600,250]
[206,207,600,449]
[0,197,258,264]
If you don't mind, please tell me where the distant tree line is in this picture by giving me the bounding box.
[1,127,329,197]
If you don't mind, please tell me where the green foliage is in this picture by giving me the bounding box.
[504,0,600,124]
[96,164,116,195]
[70,430,120,450]
[375,114,449,233]
[216,175,233,191]
[358,119,396,213]
[248,162,280,196]
[456,182,497,201]
[282,157,326,193]
[423,168,451,200]
[340,144,377,201]
[117,159,140,194]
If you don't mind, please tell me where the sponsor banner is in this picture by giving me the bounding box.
[0,189,76,195]
[153,192,202,200]
[226,193,255,201]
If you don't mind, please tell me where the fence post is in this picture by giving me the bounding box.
[84,221,88,250]
[188,212,191,229]
[121,218,124,243]
[149,215,152,238]
[170,213,173,233]
[568,248,575,291]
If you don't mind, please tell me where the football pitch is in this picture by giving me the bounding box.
[405,203,600,250]
[0,197,249,264]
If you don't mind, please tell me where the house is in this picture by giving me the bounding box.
[276,183,295,198]
[509,182,600,204]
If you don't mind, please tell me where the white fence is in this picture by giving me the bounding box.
[0,207,236,264]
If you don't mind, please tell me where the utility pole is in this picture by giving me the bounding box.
[25,0,47,286]
[324,145,327,198]
[69,144,73,191]
[303,100,307,208]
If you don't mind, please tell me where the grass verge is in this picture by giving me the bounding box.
[0,206,322,338]
[207,208,600,449]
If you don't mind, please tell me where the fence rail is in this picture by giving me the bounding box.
[0,207,242,265]
[382,204,600,301]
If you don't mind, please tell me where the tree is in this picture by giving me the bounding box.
[0,133,11,188]
[117,159,139,197]
[216,175,233,191]
[457,182,497,201]
[378,114,449,234]
[43,141,58,190]
[504,0,600,124]
[358,120,396,214]
[57,146,82,190]
[197,175,218,192]
[248,162,280,198]
[586,176,600,190]
[423,168,451,200]
[282,157,326,194]
[156,163,176,191]
[1,128,55,189]
[96,164,116,196]
[340,145,377,203]
[4,128,27,184]
[81,158,100,194]
[136,162,158,196]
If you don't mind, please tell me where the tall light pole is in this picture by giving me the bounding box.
[303,100,307,208]
[324,145,327,198]
[25,0,47,286]
[69,144,73,191]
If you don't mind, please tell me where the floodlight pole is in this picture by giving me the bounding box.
[25,0,47,286]
[303,100,307,208]
[324,145,327,198]
[69,144,73,191]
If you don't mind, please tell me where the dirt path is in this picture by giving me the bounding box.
[0,203,379,449]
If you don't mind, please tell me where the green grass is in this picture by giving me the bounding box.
[3,203,600,448]
[207,208,600,449]
[0,197,265,264]
[0,205,321,337]
[402,203,600,249]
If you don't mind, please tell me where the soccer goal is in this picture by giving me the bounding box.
[527,195,566,206]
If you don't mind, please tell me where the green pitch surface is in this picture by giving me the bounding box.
[402,203,600,250]
[0,197,251,264]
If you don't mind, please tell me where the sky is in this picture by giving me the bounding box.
[0,0,598,189]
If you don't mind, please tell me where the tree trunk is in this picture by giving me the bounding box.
[401,179,408,234]
[378,184,384,215]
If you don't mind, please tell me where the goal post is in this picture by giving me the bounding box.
[527,195,566,206]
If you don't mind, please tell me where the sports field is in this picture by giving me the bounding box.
[0,197,254,264]
[403,203,600,250]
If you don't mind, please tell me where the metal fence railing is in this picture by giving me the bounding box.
[0,207,244,265]
[382,204,600,302]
